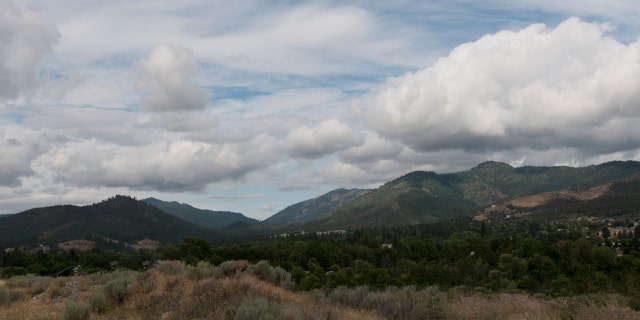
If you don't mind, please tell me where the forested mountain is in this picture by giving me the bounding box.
[303,161,640,230]
[3,161,640,248]
[0,195,217,248]
[263,188,370,225]
[474,175,640,224]
[142,197,258,229]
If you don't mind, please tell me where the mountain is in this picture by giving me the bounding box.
[474,175,640,223]
[263,188,370,225]
[0,195,217,249]
[142,198,258,229]
[303,161,640,230]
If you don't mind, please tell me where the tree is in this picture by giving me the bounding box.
[602,226,611,239]
[179,237,212,264]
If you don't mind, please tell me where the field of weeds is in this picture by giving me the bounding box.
[1,260,639,319]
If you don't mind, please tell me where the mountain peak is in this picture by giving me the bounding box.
[473,161,513,170]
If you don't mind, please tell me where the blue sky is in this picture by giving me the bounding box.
[2,0,640,219]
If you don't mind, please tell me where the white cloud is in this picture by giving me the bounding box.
[0,0,59,100]
[286,119,364,159]
[0,125,51,186]
[137,43,211,112]
[340,133,404,164]
[39,134,280,192]
[367,18,640,156]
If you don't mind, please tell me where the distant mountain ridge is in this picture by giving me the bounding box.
[142,197,258,229]
[263,188,370,225]
[302,160,640,230]
[0,195,216,248]
[3,161,640,247]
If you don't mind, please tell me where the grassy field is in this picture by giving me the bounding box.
[1,260,639,319]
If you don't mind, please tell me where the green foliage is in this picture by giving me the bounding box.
[1,266,28,278]
[0,287,23,306]
[179,237,212,265]
[234,298,276,320]
[103,272,137,305]
[88,293,108,314]
[61,302,91,320]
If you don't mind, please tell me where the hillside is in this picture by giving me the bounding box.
[0,195,216,249]
[142,197,258,229]
[304,161,640,230]
[263,188,370,225]
[474,176,640,223]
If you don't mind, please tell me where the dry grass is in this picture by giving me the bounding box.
[1,261,639,320]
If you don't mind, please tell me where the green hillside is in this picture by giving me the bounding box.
[304,161,640,230]
[263,188,370,225]
[142,197,258,229]
[0,195,217,248]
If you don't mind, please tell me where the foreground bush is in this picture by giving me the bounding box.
[61,302,90,320]
[0,287,23,306]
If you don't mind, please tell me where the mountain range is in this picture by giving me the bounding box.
[141,197,258,229]
[0,195,217,248]
[263,188,370,225]
[2,160,640,249]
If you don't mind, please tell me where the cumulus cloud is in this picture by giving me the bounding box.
[0,0,59,100]
[367,18,640,156]
[40,134,280,192]
[340,133,404,164]
[0,126,51,186]
[137,43,211,112]
[286,119,364,159]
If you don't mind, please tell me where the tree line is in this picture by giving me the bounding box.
[3,216,640,308]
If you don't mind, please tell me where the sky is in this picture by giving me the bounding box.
[2,0,640,219]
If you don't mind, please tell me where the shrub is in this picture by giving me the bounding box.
[157,260,188,276]
[88,293,109,314]
[274,266,295,290]
[186,260,217,280]
[234,298,276,320]
[0,266,28,278]
[5,273,49,288]
[61,302,91,320]
[220,260,250,277]
[0,287,23,305]
[248,260,276,283]
[278,303,305,320]
[329,285,370,308]
[104,278,129,304]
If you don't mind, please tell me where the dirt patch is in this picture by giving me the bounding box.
[509,183,612,208]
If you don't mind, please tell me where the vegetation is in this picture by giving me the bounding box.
[3,215,640,310]
[0,195,222,248]
[1,259,638,319]
[2,161,640,318]
[303,160,640,230]
[142,197,258,229]
[264,188,370,225]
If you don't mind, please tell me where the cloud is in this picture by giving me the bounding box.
[40,134,280,191]
[367,18,640,157]
[137,43,211,112]
[0,0,59,100]
[210,194,266,201]
[286,119,364,159]
[0,125,52,186]
[340,133,404,164]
